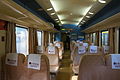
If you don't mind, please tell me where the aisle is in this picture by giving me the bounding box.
[56,50,72,80]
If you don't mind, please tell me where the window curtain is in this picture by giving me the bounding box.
[108,28,115,53]
[50,33,53,43]
[43,31,49,51]
[5,22,16,53]
[29,28,38,54]
[96,31,99,46]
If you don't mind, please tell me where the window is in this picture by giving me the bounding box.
[37,31,42,46]
[92,33,96,44]
[49,33,51,43]
[101,31,109,46]
[16,27,28,55]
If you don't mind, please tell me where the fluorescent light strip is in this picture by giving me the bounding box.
[86,16,90,18]
[47,8,53,11]
[98,0,106,3]
[55,19,59,20]
[51,13,55,15]
[82,20,86,22]
[89,12,94,15]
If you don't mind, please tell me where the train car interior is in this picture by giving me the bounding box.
[0,0,120,80]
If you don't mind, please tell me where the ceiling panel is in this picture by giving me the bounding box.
[36,0,111,27]
[50,0,95,25]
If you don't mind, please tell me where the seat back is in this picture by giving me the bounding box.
[46,45,59,65]
[25,54,50,80]
[78,54,106,80]
[72,46,86,74]
[45,46,59,73]
[5,53,25,80]
[87,46,102,54]
[102,46,109,54]
[78,54,120,80]
[54,42,64,59]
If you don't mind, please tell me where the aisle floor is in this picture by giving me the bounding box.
[56,50,73,80]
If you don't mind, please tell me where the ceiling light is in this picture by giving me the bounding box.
[55,19,59,21]
[47,8,53,11]
[61,29,65,30]
[86,16,90,18]
[89,12,94,15]
[81,22,84,24]
[70,13,73,15]
[98,0,106,3]
[57,21,59,23]
[78,25,81,27]
[51,13,55,15]
[82,20,86,22]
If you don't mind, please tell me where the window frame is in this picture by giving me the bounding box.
[37,30,42,46]
[16,26,29,55]
[101,30,109,46]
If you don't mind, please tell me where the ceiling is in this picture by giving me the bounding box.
[35,0,111,27]
[11,0,120,33]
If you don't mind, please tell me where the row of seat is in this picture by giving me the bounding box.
[70,41,109,74]
[2,53,50,80]
[71,41,120,80]
[1,41,64,80]
[36,41,64,74]
[78,54,120,80]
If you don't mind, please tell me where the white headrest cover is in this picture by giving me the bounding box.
[76,40,80,43]
[111,54,120,69]
[78,46,86,54]
[103,46,109,53]
[28,54,41,70]
[89,46,98,53]
[91,43,94,46]
[48,46,55,54]
[6,53,18,66]
[55,43,61,48]
[83,43,88,48]
[49,43,53,46]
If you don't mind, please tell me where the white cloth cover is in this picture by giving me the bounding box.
[78,46,86,54]
[89,46,98,53]
[48,46,55,54]
[111,54,120,69]
[55,43,61,48]
[83,43,88,48]
[103,46,109,53]
[6,53,18,66]
[28,54,41,70]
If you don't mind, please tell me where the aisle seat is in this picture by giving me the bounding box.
[87,46,102,54]
[72,46,86,74]
[54,42,63,59]
[25,54,50,80]
[5,53,25,80]
[45,43,59,73]
[78,54,120,80]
